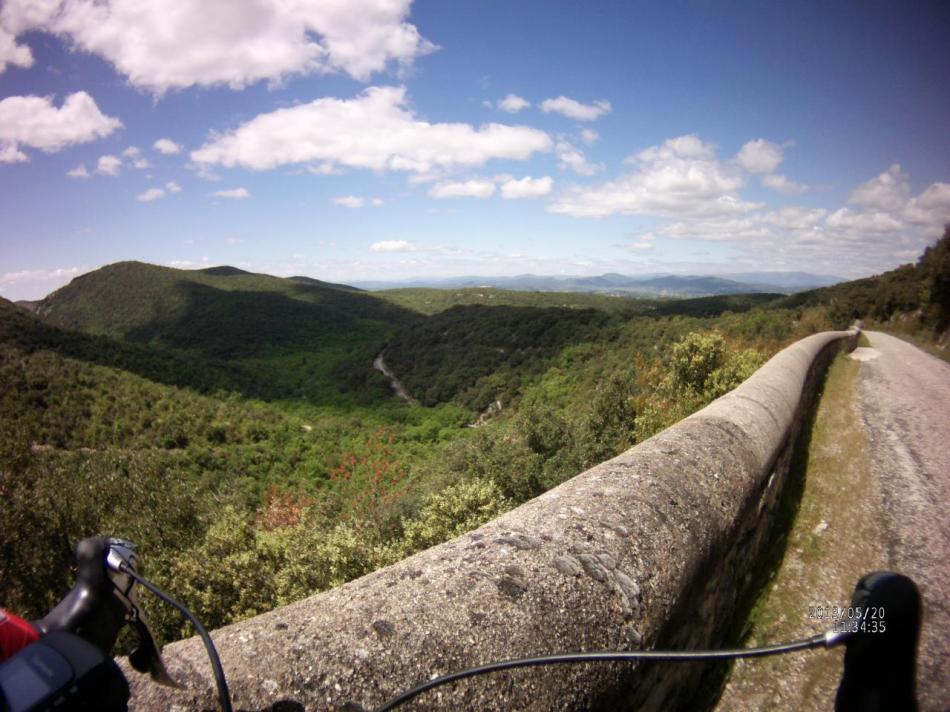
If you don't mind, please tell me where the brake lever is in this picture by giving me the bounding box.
[104,539,178,688]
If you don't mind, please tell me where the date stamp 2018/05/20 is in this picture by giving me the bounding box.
[808,605,886,633]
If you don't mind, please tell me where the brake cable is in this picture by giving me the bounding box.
[374,629,852,711]
[116,563,233,712]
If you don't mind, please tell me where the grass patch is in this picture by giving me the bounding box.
[715,351,888,710]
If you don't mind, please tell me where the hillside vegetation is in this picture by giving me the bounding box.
[2,228,947,643]
[779,225,950,339]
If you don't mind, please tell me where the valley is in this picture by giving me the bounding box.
[1,229,947,647]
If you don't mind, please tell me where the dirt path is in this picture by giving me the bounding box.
[715,352,888,711]
[372,352,415,403]
[853,331,950,710]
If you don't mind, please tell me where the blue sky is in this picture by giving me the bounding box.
[1,0,949,299]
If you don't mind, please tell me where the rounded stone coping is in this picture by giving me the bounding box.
[127,329,857,711]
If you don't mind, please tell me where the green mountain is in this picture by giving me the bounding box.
[38,261,417,353]
[31,261,422,404]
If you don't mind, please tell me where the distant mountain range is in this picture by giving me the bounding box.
[351,271,843,297]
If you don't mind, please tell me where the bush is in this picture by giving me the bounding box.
[669,331,727,392]
[387,479,510,560]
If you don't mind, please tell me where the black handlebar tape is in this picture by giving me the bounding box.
[33,538,128,655]
[834,571,921,712]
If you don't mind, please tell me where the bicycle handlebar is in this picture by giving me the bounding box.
[34,537,174,687]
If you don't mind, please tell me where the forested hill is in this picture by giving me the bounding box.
[36,261,418,355]
[13,262,431,405]
[777,225,950,333]
[4,232,947,648]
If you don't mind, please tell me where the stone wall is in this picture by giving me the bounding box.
[128,329,858,711]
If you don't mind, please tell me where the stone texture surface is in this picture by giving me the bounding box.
[854,332,950,710]
[126,330,857,712]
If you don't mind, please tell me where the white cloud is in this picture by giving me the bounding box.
[121,145,148,168]
[551,134,754,218]
[500,175,552,199]
[0,265,87,300]
[211,187,250,200]
[652,216,772,242]
[0,92,121,161]
[153,137,182,154]
[66,163,89,178]
[540,96,611,121]
[762,173,807,194]
[764,206,827,230]
[826,208,904,234]
[136,187,165,202]
[736,139,784,174]
[555,140,601,176]
[849,163,910,212]
[579,128,599,145]
[0,24,33,72]
[370,240,414,252]
[0,141,28,163]
[307,162,343,176]
[333,195,365,208]
[3,0,436,94]
[332,195,383,208]
[498,94,529,113]
[904,182,950,227]
[96,154,121,176]
[165,180,181,193]
[429,178,496,199]
[192,86,551,173]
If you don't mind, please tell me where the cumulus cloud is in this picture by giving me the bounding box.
[579,128,599,145]
[551,134,754,218]
[0,92,121,161]
[0,141,28,163]
[333,195,365,208]
[122,145,149,168]
[1,0,436,94]
[0,266,87,300]
[211,187,250,200]
[370,240,414,252]
[555,140,601,176]
[66,163,89,178]
[763,206,827,230]
[826,208,905,234]
[500,175,552,199]
[497,94,529,113]
[762,173,807,194]
[849,163,910,212]
[0,25,33,72]
[540,96,611,121]
[165,181,181,193]
[904,182,950,228]
[606,159,949,278]
[153,137,182,154]
[192,86,551,173]
[736,139,784,174]
[429,178,496,199]
[137,187,165,202]
[96,154,122,176]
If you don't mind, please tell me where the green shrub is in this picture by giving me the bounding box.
[387,479,511,560]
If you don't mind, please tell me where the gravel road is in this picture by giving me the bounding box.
[854,331,950,710]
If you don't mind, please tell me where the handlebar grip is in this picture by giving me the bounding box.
[834,571,921,712]
[33,538,128,655]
